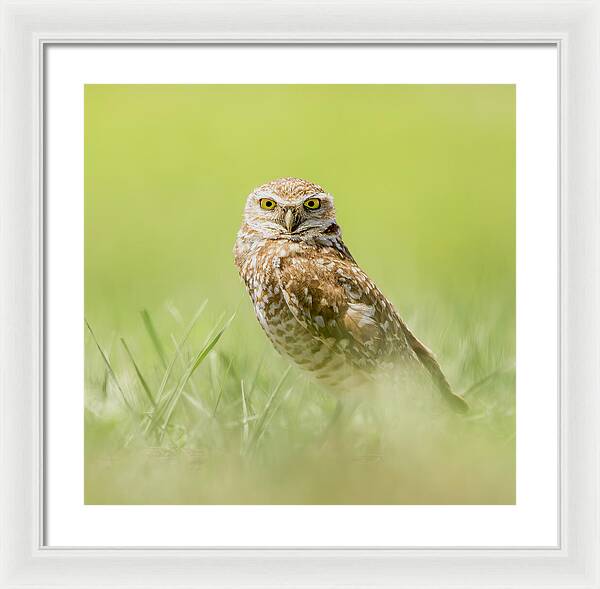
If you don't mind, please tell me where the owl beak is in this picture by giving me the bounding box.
[284,209,296,233]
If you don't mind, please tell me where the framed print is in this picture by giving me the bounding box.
[1,1,599,588]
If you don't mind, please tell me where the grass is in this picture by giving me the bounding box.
[84,299,515,505]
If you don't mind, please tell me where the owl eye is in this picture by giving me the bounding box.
[303,198,321,210]
[259,198,277,210]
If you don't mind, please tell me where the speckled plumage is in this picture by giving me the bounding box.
[233,177,468,411]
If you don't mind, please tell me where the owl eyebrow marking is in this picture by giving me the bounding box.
[254,191,329,205]
[294,192,328,205]
[253,190,279,200]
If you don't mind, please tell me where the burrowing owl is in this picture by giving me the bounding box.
[234,177,468,412]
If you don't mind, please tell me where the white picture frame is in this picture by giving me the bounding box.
[1,0,598,587]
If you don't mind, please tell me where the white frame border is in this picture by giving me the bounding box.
[1,1,598,587]
[46,43,559,550]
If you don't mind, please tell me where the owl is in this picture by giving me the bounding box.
[233,177,468,412]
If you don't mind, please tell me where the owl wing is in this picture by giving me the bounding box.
[276,252,469,412]
[275,254,408,371]
[400,322,469,413]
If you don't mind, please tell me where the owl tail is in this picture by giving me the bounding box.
[402,326,470,414]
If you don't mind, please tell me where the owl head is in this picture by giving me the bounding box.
[242,177,338,240]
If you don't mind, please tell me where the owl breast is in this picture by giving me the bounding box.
[235,236,365,391]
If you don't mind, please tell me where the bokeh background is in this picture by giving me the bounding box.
[85,85,516,504]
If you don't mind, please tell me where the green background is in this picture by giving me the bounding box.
[85,85,515,504]
[85,85,515,326]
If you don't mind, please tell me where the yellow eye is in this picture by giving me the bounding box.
[260,199,276,210]
[303,198,321,210]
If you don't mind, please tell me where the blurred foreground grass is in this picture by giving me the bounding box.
[85,298,515,504]
[85,84,515,504]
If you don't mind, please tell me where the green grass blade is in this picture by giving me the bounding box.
[120,337,155,407]
[462,364,515,398]
[165,301,184,326]
[182,391,211,417]
[243,348,267,416]
[171,329,211,418]
[151,314,235,438]
[100,365,109,399]
[85,319,135,413]
[260,386,293,443]
[245,366,291,454]
[150,301,207,414]
[155,323,232,439]
[140,309,168,369]
[240,380,250,449]
[217,351,241,386]
[170,332,202,400]
[212,353,234,417]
